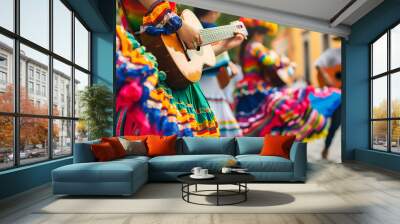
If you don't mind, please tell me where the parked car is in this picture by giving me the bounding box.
[7,153,13,162]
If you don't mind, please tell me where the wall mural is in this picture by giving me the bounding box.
[115,0,341,157]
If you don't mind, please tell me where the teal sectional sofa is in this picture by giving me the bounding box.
[52,137,307,196]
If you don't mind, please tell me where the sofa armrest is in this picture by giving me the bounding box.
[289,142,307,182]
[73,140,100,163]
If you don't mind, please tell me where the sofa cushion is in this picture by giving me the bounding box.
[73,140,100,163]
[149,154,235,172]
[236,137,264,155]
[236,155,293,172]
[115,155,150,164]
[53,163,133,183]
[180,137,235,155]
[53,158,147,183]
[52,157,149,195]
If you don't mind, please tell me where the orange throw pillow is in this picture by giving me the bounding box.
[124,135,148,142]
[91,142,117,162]
[260,135,296,159]
[146,135,177,157]
[101,137,126,158]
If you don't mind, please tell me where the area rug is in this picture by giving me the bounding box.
[38,183,361,214]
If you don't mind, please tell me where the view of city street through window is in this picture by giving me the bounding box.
[0,0,91,170]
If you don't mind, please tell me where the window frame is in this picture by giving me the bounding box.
[0,0,92,171]
[370,20,400,154]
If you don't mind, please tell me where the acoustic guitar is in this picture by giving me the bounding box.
[141,9,247,89]
[316,64,342,88]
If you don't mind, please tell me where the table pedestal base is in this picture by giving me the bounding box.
[181,183,248,206]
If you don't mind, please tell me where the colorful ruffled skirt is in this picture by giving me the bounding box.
[115,25,219,137]
[234,76,341,141]
[199,75,242,137]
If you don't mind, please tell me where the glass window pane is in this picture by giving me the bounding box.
[0,35,14,112]
[391,72,400,118]
[74,69,89,118]
[20,117,49,165]
[75,120,88,143]
[53,0,72,60]
[53,119,72,157]
[20,0,49,49]
[0,0,14,31]
[372,33,387,76]
[53,59,72,117]
[372,76,387,119]
[20,44,49,115]
[391,24,400,70]
[372,121,388,151]
[391,120,400,153]
[74,18,89,70]
[0,116,14,170]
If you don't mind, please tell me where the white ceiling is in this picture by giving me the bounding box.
[227,0,353,22]
[175,0,384,37]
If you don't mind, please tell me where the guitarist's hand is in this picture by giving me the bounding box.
[177,20,202,49]
[213,33,245,56]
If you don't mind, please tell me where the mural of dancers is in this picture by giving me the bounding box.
[234,18,341,141]
[115,0,244,137]
[194,8,243,137]
[314,37,342,159]
[114,0,342,149]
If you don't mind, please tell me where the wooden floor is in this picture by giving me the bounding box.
[1,157,400,224]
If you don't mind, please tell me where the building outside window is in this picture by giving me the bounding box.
[0,71,7,92]
[0,54,7,90]
[28,81,34,94]
[371,23,400,154]
[41,85,46,97]
[28,66,34,80]
[41,73,46,83]
[35,83,40,95]
[35,70,40,81]
[0,55,6,66]
[0,0,91,170]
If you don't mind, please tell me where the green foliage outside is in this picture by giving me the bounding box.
[79,84,113,140]
[372,99,400,145]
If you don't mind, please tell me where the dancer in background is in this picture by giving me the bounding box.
[223,61,244,107]
[193,8,243,137]
[116,0,243,137]
[235,18,341,141]
[315,37,342,159]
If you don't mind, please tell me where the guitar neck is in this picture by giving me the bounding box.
[199,24,238,46]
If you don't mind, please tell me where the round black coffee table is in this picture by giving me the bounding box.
[177,173,255,206]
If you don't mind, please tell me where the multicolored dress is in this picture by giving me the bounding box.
[198,22,242,137]
[115,1,219,137]
[235,41,341,141]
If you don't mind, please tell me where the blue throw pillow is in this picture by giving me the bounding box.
[236,137,264,155]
